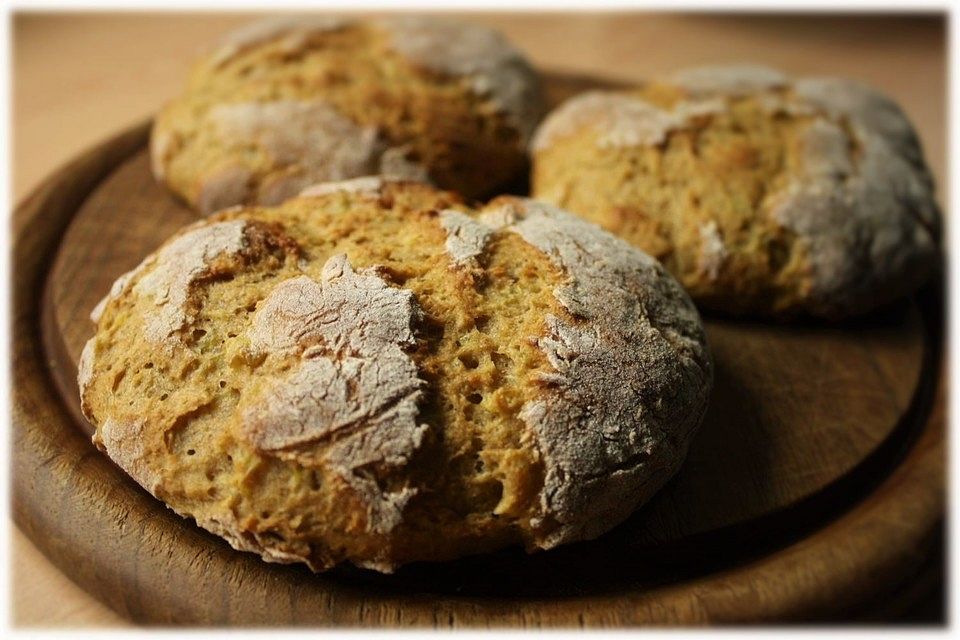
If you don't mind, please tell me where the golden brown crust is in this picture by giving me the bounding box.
[152,16,545,214]
[80,180,711,572]
[531,65,941,318]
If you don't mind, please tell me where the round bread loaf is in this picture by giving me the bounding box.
[79,179,712,572]
[530,65,941,318]
[151,15,545,214]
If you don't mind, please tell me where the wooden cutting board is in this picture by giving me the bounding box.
[12,72,945,626]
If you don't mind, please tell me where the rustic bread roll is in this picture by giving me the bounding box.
[530,65,941,318]
[151,15,545,214]
[78,179,712,572]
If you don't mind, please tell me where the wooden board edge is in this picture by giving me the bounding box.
[11,121,946,626]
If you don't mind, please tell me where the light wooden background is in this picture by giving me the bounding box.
[11,11,946,628]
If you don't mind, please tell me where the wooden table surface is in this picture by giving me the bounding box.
[11,11,945,628]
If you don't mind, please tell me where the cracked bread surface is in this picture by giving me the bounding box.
[151,15,545,214]
[79,179,712,572]
[531,64,941,318]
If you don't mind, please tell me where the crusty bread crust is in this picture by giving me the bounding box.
[531,65,941,318]
[80,180,711,572]
[152,16,545,214]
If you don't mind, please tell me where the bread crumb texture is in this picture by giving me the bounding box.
[151,15,545,214]
[80,180,712,572]
[531,64,941,318]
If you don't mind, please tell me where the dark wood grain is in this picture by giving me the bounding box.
[13,72,945,625]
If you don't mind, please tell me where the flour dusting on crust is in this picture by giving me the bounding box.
[77,338,98,420]
[299,176,386,198]
[531,91,723,151]
[210,15,352,67]
[201,101,435,212]
[212,15,544,143]
[766,77,940,317]
[91,267,141,323]
[531,65,941,317]
[439,209,493,266]
[150,128,175,181]
[669,64,789,97]
[205,100,385,210]
[93,417,162,493]
[78,181,715,572]
[241,255,427,534]
[377,145,432,184]
[377,16,545,143]
[133,220,248,343]
[698,221,728,281]
[196,512,314,568]
[481,197,712,548]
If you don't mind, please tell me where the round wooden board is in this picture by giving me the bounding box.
[13,72,945,625]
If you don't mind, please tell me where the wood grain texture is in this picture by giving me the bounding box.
[12,13,945,627]
[11,526,128,628]
[14,108,944,627]
[47,146,926,546]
